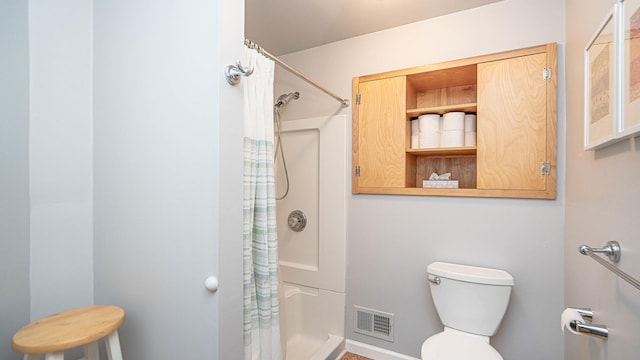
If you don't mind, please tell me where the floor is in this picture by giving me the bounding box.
[341,353,372,360]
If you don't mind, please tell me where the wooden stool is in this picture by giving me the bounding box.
[12,305,125,360]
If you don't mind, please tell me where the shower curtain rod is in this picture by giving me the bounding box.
[245,39,350,108]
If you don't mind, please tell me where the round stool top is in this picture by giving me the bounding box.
[12,305,125,355]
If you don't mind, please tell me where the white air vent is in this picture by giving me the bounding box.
[353,305,394,342]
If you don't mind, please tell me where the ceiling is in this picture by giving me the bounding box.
[245,0,503,56]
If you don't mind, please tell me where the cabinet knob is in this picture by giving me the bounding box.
[205,276,219,292]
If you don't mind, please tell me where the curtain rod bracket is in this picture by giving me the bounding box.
[224,61,254,86]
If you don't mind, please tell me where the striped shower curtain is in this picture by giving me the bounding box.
[242,46,282,360]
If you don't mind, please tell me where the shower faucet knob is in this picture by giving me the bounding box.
[287,210,307,232]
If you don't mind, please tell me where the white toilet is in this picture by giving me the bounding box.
[421,262,514,360]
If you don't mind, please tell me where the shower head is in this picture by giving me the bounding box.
[275,92,300,108]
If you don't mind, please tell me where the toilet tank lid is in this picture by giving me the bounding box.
[427,262,514,286]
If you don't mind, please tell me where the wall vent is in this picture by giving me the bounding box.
[353,305,394,342]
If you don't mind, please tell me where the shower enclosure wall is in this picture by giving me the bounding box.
[275,114,347,360]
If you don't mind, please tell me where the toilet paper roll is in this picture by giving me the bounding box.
[464,114,477,132]
[411,135,419,149]
[465,131,477,146]
[440,129,465,147]
[419,114,441,132]
[411,119,420,135]
[442,112,465,130]
[419,131,440,148]
[560,308,583,335]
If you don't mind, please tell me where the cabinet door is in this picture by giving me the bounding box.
[477,52,549,192]
[354,76,407,190]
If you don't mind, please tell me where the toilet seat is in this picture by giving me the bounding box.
[421,328,503,360]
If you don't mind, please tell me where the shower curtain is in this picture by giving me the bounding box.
[242,47,282,360]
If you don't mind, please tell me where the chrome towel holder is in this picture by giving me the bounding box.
[579,240,621,262]
[579,241,640,291]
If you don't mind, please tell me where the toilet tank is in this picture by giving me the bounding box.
[427,262,514,336]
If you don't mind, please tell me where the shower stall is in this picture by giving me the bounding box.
[273,100,347,360]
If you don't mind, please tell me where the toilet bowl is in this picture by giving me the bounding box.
[421,327,502,360]
[421,262,514,360]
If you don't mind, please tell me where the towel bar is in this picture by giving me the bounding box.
[579,241,640,291]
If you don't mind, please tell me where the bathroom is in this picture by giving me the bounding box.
[2,0,639,359]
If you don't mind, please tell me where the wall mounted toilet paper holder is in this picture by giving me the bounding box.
[567,307,608,340]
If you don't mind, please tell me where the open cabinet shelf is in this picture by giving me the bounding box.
[406,146,477,157]
[407,103,478,117]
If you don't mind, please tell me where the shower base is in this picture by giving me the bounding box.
[282,282,345,360]
[286,333,343,360]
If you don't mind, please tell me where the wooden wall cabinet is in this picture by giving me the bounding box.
[352,43,557,199]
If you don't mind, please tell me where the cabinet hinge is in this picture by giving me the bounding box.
[543,67,552,81]
[541,161,551,176]
[356,94,361,105]
[355,165,361,176]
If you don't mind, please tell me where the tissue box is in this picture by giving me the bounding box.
[422,180,459,189]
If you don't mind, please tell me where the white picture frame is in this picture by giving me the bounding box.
[621,0,640,138]
[584,2,622,150]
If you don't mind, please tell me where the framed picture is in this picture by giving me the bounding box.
[584,2,621,150]
[621,0,640,138]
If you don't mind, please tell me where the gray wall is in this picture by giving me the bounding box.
[278,0,566,358]
[0,1,30,359]
[28,0,94,320]
[1,0,94,356]
[565,0,640,359]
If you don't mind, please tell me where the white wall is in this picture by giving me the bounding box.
[28,0,95,320]
[0,1,31,359]
[565,0,640,359]
[93,0,244,358]
[278,0,566,358]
